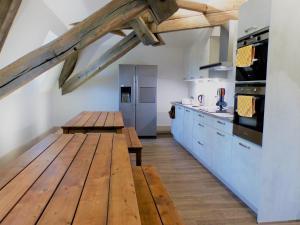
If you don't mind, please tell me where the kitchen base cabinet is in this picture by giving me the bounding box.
[231,136,262,213]
[211,130,232,184]
[173,105,184,145]
[183,108,193,153]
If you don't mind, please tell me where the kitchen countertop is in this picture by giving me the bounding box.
[172,102,234,122]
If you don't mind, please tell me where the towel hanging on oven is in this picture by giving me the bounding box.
[237,96,256,117]
[236,45,256,68]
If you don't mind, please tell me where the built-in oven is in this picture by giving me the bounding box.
[236,27,269,82]
[233,84,265,146]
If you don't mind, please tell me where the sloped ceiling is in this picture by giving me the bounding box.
[42,0,215,48]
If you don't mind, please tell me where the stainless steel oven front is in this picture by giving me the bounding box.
[233,84,266,146]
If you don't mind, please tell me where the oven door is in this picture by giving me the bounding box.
[236,40,269,82]
[233,94,265,145]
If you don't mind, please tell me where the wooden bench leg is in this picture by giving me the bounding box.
[136,149,142,166]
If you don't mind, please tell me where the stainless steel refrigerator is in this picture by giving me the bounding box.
[119,64,157,137]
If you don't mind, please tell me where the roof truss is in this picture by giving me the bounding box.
[0,0,247,98]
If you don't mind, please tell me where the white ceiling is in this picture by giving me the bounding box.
[42,0,216,48]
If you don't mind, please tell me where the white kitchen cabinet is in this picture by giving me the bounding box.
[211,130,233,184]
[183,108,193,152]
[173,105,184,145]
[192,117,212,168]
[231,136,262,212]
[238,0,272,38]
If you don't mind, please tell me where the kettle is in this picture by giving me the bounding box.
[198,95,205,106]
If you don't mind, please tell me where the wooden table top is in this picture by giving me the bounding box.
[0,133,141,225]
[62,111,125,133]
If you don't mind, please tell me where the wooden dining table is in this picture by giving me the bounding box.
[0,133,141,225]
[62,111,125,134]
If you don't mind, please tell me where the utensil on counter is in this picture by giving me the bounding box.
[216,88,228,112]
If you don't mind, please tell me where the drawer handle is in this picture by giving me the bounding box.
[198,123,204,128]
[198,114,204,118]
[217,120,226,125]
[239,142,251,150]
[197,141,204,146]
[216,132,225,137]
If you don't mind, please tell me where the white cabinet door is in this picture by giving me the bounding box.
[238,0,272,38]
[231,136,262,211]
[174,105,184,145]
[183,108,193,152]
[211,130,233,183]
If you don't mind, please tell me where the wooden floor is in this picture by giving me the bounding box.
[133,135,300,225]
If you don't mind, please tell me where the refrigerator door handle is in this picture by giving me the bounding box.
[135,74,139,105]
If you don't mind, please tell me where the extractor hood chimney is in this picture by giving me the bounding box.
[200,21,237,72]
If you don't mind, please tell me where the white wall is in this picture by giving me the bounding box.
[0,1,188,158]
[258,0,300,222]
[52,38,188,127]
[0,0,67,158]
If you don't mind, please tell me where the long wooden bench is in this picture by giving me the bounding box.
[122,127,143,166]
[132,165,185,225]
[0,133,142,225]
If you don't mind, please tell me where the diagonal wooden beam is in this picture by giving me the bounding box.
[176,0,208,13]
[110,30,127,37]
[146,0,179,24]
[129,17,159,46]
[150,9,239,33]
[62,32,141,94]
[0,0,22,52]
[58,51,79,88]
[0,0,178,99]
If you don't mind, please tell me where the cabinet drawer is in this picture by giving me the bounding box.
[193,121,207,140]
[193,111,212,126]
[212,118,233,134]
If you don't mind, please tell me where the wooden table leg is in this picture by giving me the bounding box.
[136,149,142,166]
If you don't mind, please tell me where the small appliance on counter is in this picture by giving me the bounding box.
[216,88,228,112]
[198,94,206,106]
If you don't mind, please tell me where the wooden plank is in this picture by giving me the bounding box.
[58,51,79,87]
[0,133,60,190]
[0,0,148,99]
[64,111,86,127]
[74,111,94,127]
[0,134,73,221]
[0,0,22,52]
[95,112,108,127]
[72,133,113,225]
[150,10,239,33]
[104,112,115,128]
[129,127,143,148]
[84,112,101,127]
[132,167,163,225]
[114,112,124,127]
[130,17,159,46]
[1,134,86,225]
[36,134,100,225]
[111,30,127,37]
[152,33,166,46]
[146,0,179,24]
[107,134,141,225]
[142,165,185,225]
[176,0,208,13]
[62,32,141,94]
[122,128,132,148]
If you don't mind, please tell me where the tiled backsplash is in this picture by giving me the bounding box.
[188,79,235,107]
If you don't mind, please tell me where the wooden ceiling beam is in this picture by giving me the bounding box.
[176,0,208,13]
[0,0,178,99]
[58,51,79,88]
[110,30,127,37]
[62,32,141,94]
[130,17,159,46]
[150,9,239,33]
[0,0,22,52]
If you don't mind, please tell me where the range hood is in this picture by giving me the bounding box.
[200,21,237,72]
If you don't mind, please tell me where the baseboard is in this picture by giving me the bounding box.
[157,126,171,134]
[0,127,60,168]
